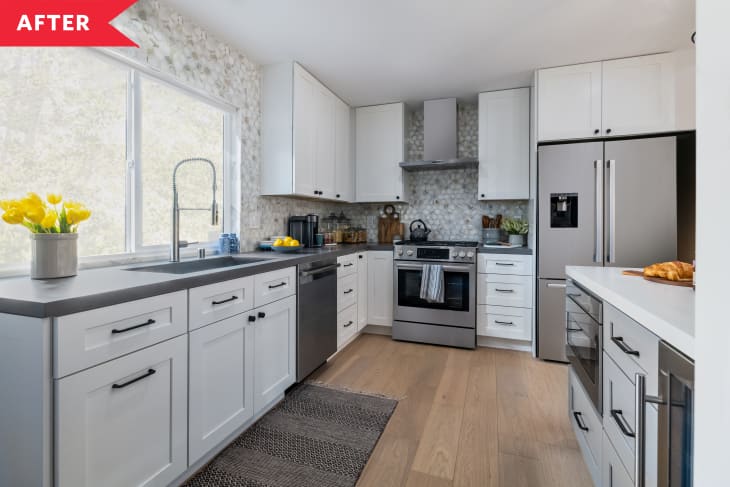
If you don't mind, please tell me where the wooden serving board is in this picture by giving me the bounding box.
[378,215,403,244]
[622,270,694,287]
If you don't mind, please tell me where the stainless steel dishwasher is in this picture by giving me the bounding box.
[297,258,339,381]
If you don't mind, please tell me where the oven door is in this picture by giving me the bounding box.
[394,261,475,328]
[566,295,602,412]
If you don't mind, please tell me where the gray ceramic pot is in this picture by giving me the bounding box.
[30,233,78,279]
[508,234,525,247]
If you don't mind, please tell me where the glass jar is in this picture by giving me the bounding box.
[322,213,338,245]
[335,211,351,244]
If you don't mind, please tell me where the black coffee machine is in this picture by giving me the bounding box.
[288,214,320,248]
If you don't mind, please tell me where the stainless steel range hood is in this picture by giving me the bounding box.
[399,98,478,171]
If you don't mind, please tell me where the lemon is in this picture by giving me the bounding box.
[284,236,293,243]
[288,239,300,247]
[273,238,284,247]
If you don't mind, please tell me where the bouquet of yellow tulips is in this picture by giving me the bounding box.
[1,192,91,233]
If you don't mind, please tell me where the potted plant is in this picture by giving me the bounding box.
[1,193,91,279]
[501,217,529,247]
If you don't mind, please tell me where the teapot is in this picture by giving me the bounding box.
[409,219,431,242]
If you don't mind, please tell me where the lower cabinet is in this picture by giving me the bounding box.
[189,315,254,465]
[602,433,633,487]
[357,252,368,330]
[55,335,188,487]
[367,250,393,326]
[569,368,602,486]
[253,294,296,411]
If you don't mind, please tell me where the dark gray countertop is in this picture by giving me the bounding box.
[477,246,533,255]
[0,244,391,318]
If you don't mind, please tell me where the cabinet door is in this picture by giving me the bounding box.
[366,251,393,326]
[254,295,296,412]
[602,53,676,137]
[56,336,187,487]
[293,65,317,197]
[355,103,406,202]
[189,315,254,465]
[537,62,602,141]
[314,84,336,198]
[478,88,530,200]
[335,99,354,201]
[357,252,368,330]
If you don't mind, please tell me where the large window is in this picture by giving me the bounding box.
[0,49,235,269]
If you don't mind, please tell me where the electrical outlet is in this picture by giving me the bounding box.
[367,215,376,226]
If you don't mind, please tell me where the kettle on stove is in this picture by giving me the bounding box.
[409,219,431,242]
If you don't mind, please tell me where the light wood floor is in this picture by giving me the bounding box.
[310,333,593,487]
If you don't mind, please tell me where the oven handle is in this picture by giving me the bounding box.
[394,262,473,273]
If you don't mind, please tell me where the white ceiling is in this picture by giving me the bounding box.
[163,0,695,107]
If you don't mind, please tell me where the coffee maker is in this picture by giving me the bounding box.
[287,214,320,248]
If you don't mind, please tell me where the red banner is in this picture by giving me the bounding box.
[0,0,139,47]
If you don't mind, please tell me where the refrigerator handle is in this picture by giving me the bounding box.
[593,160,604,263]
[606,159,616,263]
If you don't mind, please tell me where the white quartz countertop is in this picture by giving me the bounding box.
[566,266,695,358]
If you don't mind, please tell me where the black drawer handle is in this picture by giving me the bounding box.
[344,289,354,294]
[248,315,256,322]
[343,263,354,267]
[610,409,635,438]
[495,288,515,293]
[268,282,286,289]
[212,295,238,305]
[358,255,363,259]
[494,320,515,326]
[495,262,515,266]
[344,321,353,328]
[572,411,589,431]
[111,318,155,334]
[258,311,266,319]
[112,368,156,389]
[611,335,640,356]
[567,326,582,332]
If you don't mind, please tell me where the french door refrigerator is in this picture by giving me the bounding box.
[537,136,678,362]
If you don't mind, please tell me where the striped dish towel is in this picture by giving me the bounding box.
[420,264,445,303]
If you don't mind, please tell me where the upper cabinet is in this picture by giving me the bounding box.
[537,51,695,142]
[355,103,407,203]
[478,88,530,200]
[262,62,355,201]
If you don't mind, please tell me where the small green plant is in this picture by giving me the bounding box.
[501,218,529,235]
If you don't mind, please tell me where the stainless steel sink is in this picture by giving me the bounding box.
[125,256,270,274]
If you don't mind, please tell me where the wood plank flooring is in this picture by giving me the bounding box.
[310,334,593,487]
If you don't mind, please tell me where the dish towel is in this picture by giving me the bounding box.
[420,264,445,303]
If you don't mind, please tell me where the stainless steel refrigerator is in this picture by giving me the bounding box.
[537,136,682,362]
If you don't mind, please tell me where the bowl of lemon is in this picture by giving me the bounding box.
[271,236,303,253]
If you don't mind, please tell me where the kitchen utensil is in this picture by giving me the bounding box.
[495,214,503,229]
[409,219,431,242]
[622,269,694,287]
[482,215,490,229]
[378,205,402,244]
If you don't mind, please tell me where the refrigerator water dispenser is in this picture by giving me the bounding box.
[550,193,578,228]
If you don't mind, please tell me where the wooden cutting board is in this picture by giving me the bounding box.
[378,215,403,244]
[622,270,694,287]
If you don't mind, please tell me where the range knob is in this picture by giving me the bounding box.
[396,248,403,256]
[466,251,474,258]
[406,249,414,256]
[458,250,466,258]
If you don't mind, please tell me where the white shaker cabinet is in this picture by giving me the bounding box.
[253,295,296,411]
[367,250,393,326]
[335,99,355,201]
[188,315,254,465]
[56,335,188,487]
[357,252,368,330]
[478,88,530,200]
[313,80,337,199]
[537,61,603,141]
[355,103,407,203]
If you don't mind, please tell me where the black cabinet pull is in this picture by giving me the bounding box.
[495,262,515,266]
[268,282,286,289]
[248,315,256,322]
[358,255,363,259]
[111,318,155,334]
[336,194,340,198]
[112,369,156,389]
[343,263,354,267]
[313,190,318,195]
[611,335,640,356]
[572,411,589,431]
[567,326,583,332]
[610,409,636,438]
[344,321,353,328]
[495,288,515,293]
[593,129,599,135]
[606,128,612,134]
[344,289,354,294]
[480,193,485,198]
[212,296,238,305]
[258,311,266,319]
[494,320,515,326]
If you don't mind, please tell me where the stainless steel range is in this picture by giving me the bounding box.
[392,240,477,349]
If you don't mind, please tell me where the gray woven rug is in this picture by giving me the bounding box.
[185,383,398,487]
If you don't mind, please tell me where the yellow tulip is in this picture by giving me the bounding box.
[47,193,62,205]
[22,201,45,224]
[64,200,81,210]
[66,206,90,225]
[41,210,58,229]
[2,208,24,225]
[25,192,43,206]
[0,199,22,212]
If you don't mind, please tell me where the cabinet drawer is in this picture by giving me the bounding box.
[477,305,532,341]
[337,253,358,277]
[337,304,358,348]
[603,352,636,477]
[337,273,358,312]
[54,291,187,378]
[478,253,532,275]
[604,302,659,396]
[254,266,296,307]
[56,335,188,487]
[602,433,633,487]
[189,276,254,330]
[569,368,602,486]
[478,274,532,308]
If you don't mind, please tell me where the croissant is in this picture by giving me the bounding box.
[643,261,694,281]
